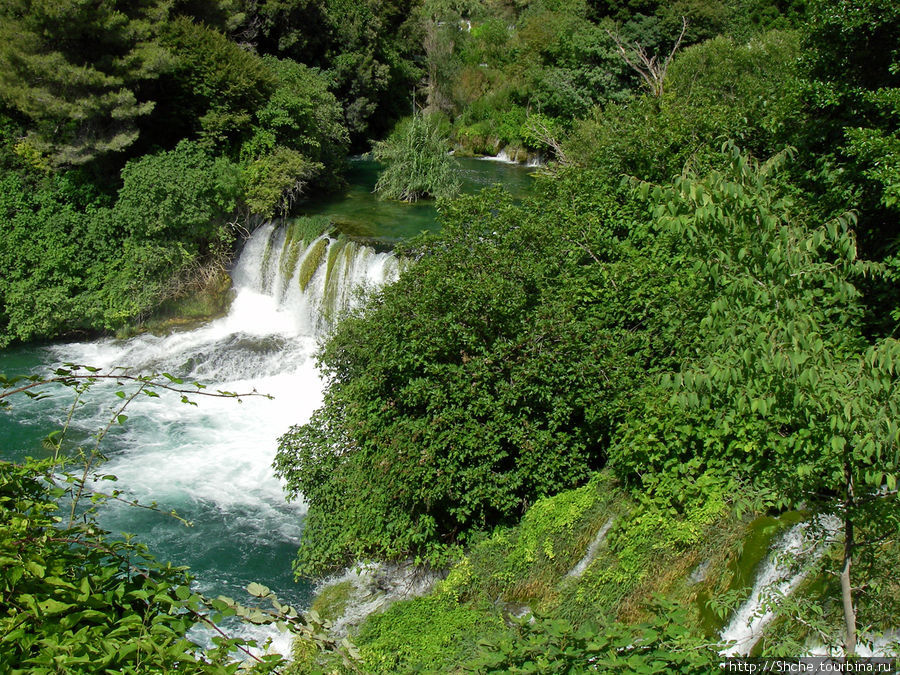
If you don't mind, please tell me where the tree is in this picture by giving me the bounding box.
[114,140,241,249]
[0,0,171,166]
[249,0,421,140]
[239,56,350,216]
[631,145,900,655]
[607,17,687,98]
[798,0,900,262]
[156,16,275,150]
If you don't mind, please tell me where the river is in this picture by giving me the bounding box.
[0,157,535,647]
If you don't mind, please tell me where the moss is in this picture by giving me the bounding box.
[297,237,329,291]
[321,237,353,321]
[452,473,617,609]
[310,580,354,623]
[259,227,277,289]
[355,594,505,674]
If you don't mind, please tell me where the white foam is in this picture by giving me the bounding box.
[720,517,840,656]
[478,149,518,164]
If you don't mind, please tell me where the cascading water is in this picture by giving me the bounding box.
[720,517,840,657]
[234,222,401,336]
[0,223,400,655]
[566,517,614,579]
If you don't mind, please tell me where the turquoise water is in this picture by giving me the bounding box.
[300,157,536,242]
[0,158,535,643]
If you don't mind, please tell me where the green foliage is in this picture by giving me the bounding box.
[0,167,113,344]
[797,0,900,268]
[239,57,349,217]
[373,114,461,201]
[0,0,171,166]
[159,16,275,150]
[243,57,349,177]
[0,137,242,344]
[517,10,633,118]
[252,0,421,140]
[355,593,505,674]
[274,168,710,575]
[116,141,240,247]
[640,146,896,505]
[625,145,900,652]
[243,148,323,219]
[464,601,720,673]
[565,30,802,181]
[0,458,217,673]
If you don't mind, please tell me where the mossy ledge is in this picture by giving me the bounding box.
[297,471,898,673]
[116,266,234,339]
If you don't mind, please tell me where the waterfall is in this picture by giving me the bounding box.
[232,222,401,336]
[720,517,840,657]
[566,518,614,579]
[27,221,402,654]
[480,148,517,164]
[315,563,443,638]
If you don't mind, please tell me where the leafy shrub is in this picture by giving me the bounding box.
[373,113,461,201]
[275,169,707,575]
[242,147,323,218]
[115,140,240,248]
[159,16,275,149]
[355,593,505,673]
[464,601,721,673]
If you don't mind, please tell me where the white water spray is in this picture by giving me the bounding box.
[316,563,443,638]
[41,223,400,653]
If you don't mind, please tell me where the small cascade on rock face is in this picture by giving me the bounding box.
[720,517,840,657]
[480,148,517,164]
[566,518,614,579]
[315,563,443,639]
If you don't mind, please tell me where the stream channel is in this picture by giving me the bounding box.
[0,157,535,649]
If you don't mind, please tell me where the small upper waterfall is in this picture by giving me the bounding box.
[232,221,401,336]
[566,518,614,579]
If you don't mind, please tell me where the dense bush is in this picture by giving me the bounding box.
[465,603,721,673]
[274,169,710,575]
[372,113,460,201]
[564,30,802,181]
[0,136,243,344]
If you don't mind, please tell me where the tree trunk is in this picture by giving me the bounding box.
[841,469,857,656]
